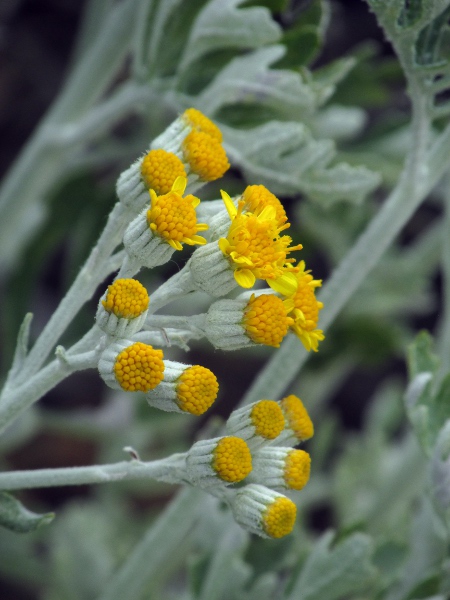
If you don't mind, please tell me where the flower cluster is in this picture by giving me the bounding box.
[93,109,324,537]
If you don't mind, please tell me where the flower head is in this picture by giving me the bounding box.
[278,394,314,445]
[98,341,164,392]
[218,192,302,294]
[251,447,311,491]
[140,149,187,195]
[243,293,293,348]
[147,176,208,250]
[186,436,252,488]
[96,279,149,337]
[283,261,324,352]
[231,484,297,539]
[183,107,223,141]
[147,362,219,415]
[182,130,229,182]
[242,185,288,228]
[226,399,286,449]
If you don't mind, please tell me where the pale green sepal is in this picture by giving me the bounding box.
[0,492,54,533]
[286,530,377,600]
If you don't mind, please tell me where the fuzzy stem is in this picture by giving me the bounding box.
[0,453,187,490]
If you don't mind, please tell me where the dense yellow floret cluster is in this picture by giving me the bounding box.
[183,107,223,141]
[284,449,311,490]
[242,185,288,228]
[243,294,293,347]
[147,177,208,251]
[250,400,286,440]
[176,365,219,415]
[114,342,164,392]
[280,395,314,441]
[102,278,149,318]
[183,130,230,181]
[212,437,252,483]
[140,149,187,195]
[262,497,297,538]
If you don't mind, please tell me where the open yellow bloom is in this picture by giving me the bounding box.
[147,176,208,250]
[283,261,324,352]
[218,192,302,294]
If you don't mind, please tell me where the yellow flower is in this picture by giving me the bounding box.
[113,342,164,392]
[218,191,302,294]
[183,108,223,142]
[212,437,252,483]
[283,261,324,352]
[182,130,229,181]
[262,496,297,538]
[243,293,294,348]
[241,184,288,228]
[176,365,219,416]
[140,149,187,195]
[279,394,314,443]
[102,279,149,318]
[147,176,208,250]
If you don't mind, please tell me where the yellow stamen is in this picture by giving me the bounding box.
[183,130,229,181]
[114,342,164,392]
[183,108,223,142]
[140,149,187,195]
[280,395,314,442]
[283,261,324,352]
[262,497,297,538]
[250,400,285,439]
[243,294,293,347]
[147,177,208,250]
[176,365,219,415]
[212,437,252,483]
[284,449,311,490]
[102,279,149,318]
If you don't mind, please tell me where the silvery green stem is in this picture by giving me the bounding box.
[19,202,128,382]
[148,265,196,313]
[0,349,98,435]
[0,453,187,490]
[97,487,203,600]
[438,176,450,377]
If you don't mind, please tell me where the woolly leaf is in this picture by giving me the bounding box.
[286,531,376,600]
[178,0,281,73]
[0,492,54,534]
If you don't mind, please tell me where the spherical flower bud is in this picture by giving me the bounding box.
[276,395,314,446]
[205,293,293,350]
[96,278,149,337]
[225,400,286,449]
[250,447,311,491]
[186,436,252,488]
[151,108,223,151]
[98,340,164,392]
[146,361,219,415]
[182,130,229,182]
[116,149,186,213]
[231,484,297,539]
[123,177,208,269]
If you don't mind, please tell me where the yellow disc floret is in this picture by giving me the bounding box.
[183,108,223,142]
[250,400,285,439]
[176,365,219,416]
[284,449,311,490]
[243,294,293,347]
[183,130,230,181]
[280,395,314,442]
[147,177,208,250]
[262,497,297,538]
[283,261,324,352]
[242,185,288,228]
[114,342,164,392]
[140,149,187,195]
[212,437,252,483]
[102,279,149,319]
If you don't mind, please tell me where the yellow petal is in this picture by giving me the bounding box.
[229,251,253,266]
[191,196,200,208]
[257,205,276,221]
[220,190,237,219]
[172,176,187,195]
[168,239,183,250]
[196,223,209,231]
[234,269,255,288]
[218,238,230,254]
[268,273,298,296]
